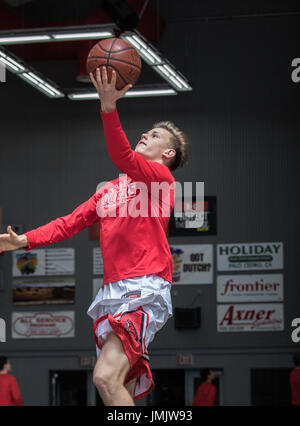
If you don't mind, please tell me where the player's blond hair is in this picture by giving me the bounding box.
[153,121,190,171]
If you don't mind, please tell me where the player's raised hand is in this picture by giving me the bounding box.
[0,226,27,254]
[89,67,132,113]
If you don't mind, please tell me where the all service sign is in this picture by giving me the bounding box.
[217,303,284,332]
[217,274,284,303]
[217,242,283,271]
[12,311,75,339]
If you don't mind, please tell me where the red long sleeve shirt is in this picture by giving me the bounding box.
[290,368,300,406]
[193,382,216,406]
[0,374,22,406]
[24,109,175,287]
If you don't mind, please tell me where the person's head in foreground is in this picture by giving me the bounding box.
[0,356,11,374]
[293,351,300,367]
[135,120,190,171]
[200,368,215,383]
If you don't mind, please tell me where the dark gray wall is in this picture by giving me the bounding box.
[0,5,300,405]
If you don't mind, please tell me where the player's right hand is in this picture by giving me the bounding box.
[89,67,132,113]
[0,226,27,254]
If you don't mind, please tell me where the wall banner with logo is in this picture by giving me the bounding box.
[12,311,75,339]
[217,274,284,303]
[170,244,213,284]
[217,303,284,332]
[12,248,75,277]
[217,242,283,271]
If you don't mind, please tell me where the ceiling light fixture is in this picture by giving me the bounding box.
[0,35,51,45]
[0,49,25,72]
[52,31,114,41]
[19,72,64,98]
[0,25,116,45]
[68,87,177,100]
[0,47,64,98]
[0,25,191,99]
[121,30,192,92]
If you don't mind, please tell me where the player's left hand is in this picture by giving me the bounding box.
[89,67,132,113]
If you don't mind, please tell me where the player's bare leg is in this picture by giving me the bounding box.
[93,332,134,406]
[125,377,137,400]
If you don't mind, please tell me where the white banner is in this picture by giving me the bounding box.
[12,311,75,339]
[217,242,283,271]
[93,248,104,276]
[217,274,284,302]
[217,303,284,332]
[170,245,213,284]
[12,248,75,276]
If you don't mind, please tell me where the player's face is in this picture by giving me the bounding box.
[135,127,173,162]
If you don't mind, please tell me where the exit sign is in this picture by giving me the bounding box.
[78,356,95,367]
[176,354,194,366]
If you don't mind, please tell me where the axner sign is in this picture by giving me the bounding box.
[217,304,284,332]
[219,244,281,256]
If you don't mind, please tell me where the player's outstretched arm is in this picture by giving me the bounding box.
[0,226,28,254]
[0,192,100,254]
[90,67,172,189]
[89,67,132,113]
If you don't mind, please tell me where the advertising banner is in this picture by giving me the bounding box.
[12,248,75,276]
[217,242,283,271]
[217,274,283,302]
[217,303,284,332]
[12,311,75,339]
[170,244,213,284]
[12,277,75,305]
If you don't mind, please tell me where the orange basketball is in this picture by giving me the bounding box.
[87,37,142,90]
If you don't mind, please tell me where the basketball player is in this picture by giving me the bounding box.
[0,67,190,406]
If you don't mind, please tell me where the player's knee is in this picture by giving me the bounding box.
[93,366,122,394]
[93,368,118,396]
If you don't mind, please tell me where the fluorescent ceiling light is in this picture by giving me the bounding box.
[140,48,156,64]
[121,31,192,92]
[68,88,176,100]
[132,35,147,50]
[123,34,163,66]
[0,51,25,72]
[19,72,64,98]
[27,72,62,96]
[125,88,176,97]
[0,25,191,99]
[0,35,51,44]
[0,57,19,72]
[52,31,114,40]
[68,93,99,100]
[155,63,192,91]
